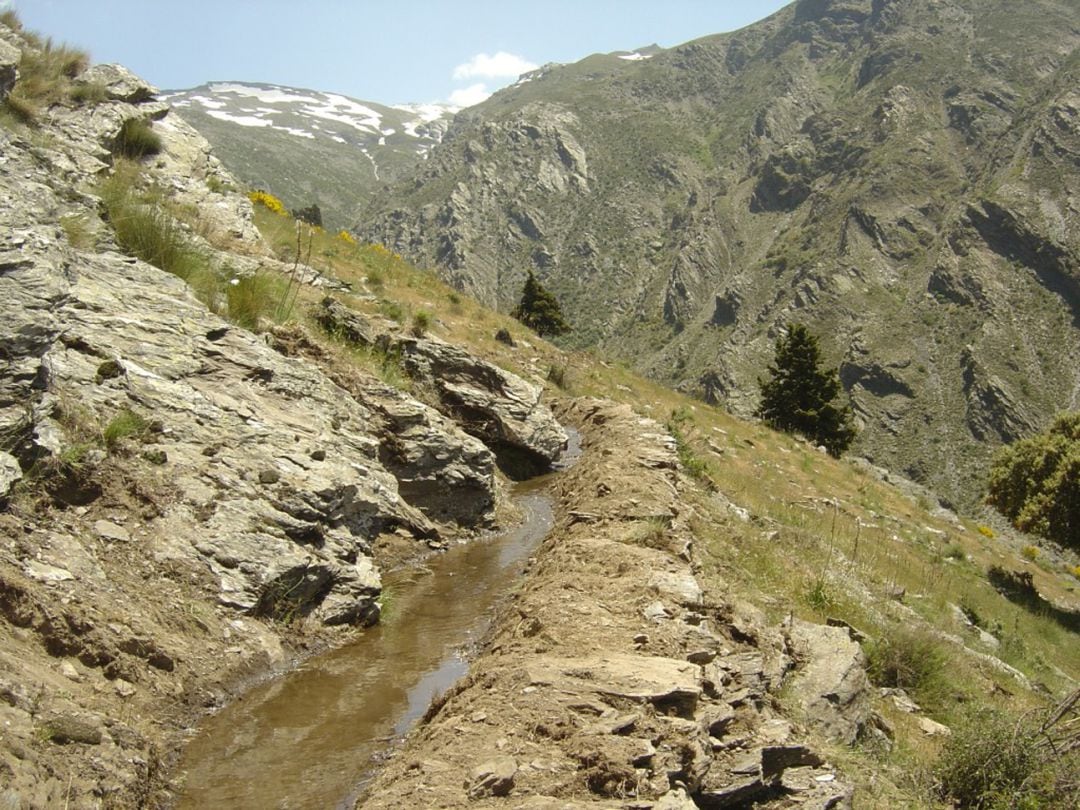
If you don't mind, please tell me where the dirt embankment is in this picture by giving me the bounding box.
[356,398,858,809]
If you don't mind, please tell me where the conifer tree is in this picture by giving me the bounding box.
[511,270,570,337]
[756,323,856,457]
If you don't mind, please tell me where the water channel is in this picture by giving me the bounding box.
[174,433,578,809]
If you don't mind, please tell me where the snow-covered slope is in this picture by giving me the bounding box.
[163,82,458,228]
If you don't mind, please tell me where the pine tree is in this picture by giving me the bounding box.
[756,323,856,457]
[511,270,570,337]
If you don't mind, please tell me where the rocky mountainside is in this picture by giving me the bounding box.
[0,20,564,804]
[354,0,1080,510]
[163,82,457,229]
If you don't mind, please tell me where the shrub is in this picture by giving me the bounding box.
[226,273,287,330]
[1020,544,1039,562]
[248,190,286,215]
[936,706,1080,809]
[865,626,951,709]
[756,323,855,457]
[410,310,432,337]
[987,412,1080,550]
[977,525,996,539]
[336,230,356,245]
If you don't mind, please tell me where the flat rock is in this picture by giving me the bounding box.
[647,570,703,606]
[527,653,701,713]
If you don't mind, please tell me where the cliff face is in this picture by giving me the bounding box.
[355,0,1080,509]
[0,20,565,805]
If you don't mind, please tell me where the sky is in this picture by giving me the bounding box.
[6,1,791,107]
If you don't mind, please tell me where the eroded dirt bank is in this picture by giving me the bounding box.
[356,399,858,809]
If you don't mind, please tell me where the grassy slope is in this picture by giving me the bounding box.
[247,202,1079,806]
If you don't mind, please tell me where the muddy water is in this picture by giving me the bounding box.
[174,481,557,810]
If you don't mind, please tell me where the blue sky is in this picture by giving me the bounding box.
[7,1,790,105]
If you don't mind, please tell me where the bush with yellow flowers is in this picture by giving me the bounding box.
[247,190,286,215]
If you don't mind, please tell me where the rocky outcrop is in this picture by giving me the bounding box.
[0,23,520,805]
[315,297,567,476]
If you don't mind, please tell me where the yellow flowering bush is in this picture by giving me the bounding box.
[337,230,356,244]
[976,525,995,539]
[1021,544,1039,561]
[247,190,286,215]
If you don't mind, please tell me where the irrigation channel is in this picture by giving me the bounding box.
[174,430,581,809]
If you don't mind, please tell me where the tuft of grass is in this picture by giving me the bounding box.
[102,409,148,449]
[865,625,953,712]
[1020,544,1039,562]
[69,81,108,106]
[226,273,289,331]
[112,117,162,159]
[410,309,432,337]
[1,33,89,126]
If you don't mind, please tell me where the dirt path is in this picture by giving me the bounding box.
[356,398,854,809]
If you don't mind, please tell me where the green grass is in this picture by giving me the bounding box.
[112,118,163,159]
[102,409,149,449]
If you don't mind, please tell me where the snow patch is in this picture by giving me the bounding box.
[206,110,273,128]
[618,52,653,61]
[208,82,321,105]
[273,125,315,139]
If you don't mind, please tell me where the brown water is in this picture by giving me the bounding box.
[173,483,555,810]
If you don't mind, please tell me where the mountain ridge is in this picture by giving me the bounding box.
[350,0,1080,510]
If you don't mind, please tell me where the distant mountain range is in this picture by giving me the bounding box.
[162,82,457,228]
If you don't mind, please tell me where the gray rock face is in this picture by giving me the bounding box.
[0,43,500,627]
[316,298,567,476]
[785,619,872,745]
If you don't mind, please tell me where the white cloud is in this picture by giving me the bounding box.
[448,83,491,107]
[453,51,537,81]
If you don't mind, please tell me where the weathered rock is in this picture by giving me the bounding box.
[40,715,102,746]
[466,757,517,798]
[527,654,701,715]
[78,63,158,103]
[785,620,872,745]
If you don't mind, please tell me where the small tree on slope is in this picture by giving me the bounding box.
[756,323,856,457]
[511,270,570,337]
